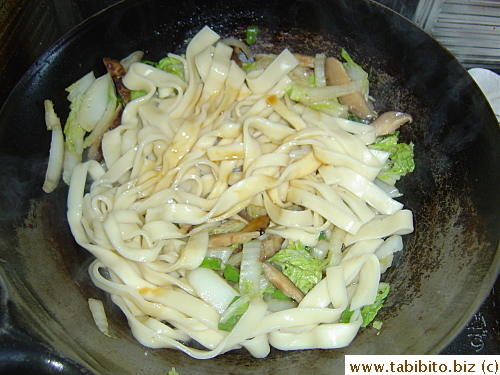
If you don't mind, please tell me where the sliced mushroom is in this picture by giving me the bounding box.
[238,209,253,221]
[371,111,413,136]
[259,234,284,261]
[324,57,375,120]
[103,58,131,104]
[262,262,305,303]
[208,230,261,248]
[242,215,270,233]
[325,57,350,86]
[292,53,315,68]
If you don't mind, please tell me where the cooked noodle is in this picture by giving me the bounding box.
[65,26,413,358]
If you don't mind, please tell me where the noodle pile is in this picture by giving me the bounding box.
[63,26,413,358]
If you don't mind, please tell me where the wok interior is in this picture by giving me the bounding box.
[0,0,498,373]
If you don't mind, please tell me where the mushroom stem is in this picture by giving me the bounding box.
[242,215,270,233]
[262,262,305,302]
[293,53,315,68]
[325,57,375,120]
[208,231,261,248]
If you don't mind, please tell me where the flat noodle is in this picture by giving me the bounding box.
[65,26,414,358]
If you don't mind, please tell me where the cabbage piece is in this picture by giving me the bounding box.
[340,282,390,327]
[218,295,250,332]
[130,89,148,100]
[43,100,64,193]
[262,284,293,300]
[314,53,327,88]
[310,100,348,118]
[155,56,185,79]
[88,298,109,335]
[268,241,323,294]
[62,91,87,184]
[209,219,246,234]
[287,80,367,104]
[360,282,390,327]
[239,241,262,297]
[341,49,368,81]
[368,131,415,185]
[66,71,95,102]
[341,49,369,99]
[77,73,115,132]
[186,267,239,314]
[62,72,117,184]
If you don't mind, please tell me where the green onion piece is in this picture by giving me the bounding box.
[246,26,258,45]
[199,257,223,270]
[223,264,240,283]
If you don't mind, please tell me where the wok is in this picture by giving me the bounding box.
[0,0,498,373]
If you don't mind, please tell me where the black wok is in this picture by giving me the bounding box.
[0,0,498,373]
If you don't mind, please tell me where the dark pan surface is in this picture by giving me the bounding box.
[0,0,498,373]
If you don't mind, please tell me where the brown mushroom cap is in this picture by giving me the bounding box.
[371,111,413,136]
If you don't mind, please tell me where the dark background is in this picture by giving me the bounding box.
[0,0,498,367]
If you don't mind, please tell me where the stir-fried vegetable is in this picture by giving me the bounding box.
[199,257,223,270]
[361,282,390,327]
[218,295,250,332]
[369,131,415,185]
[155,56,185,79]
[43,100,64,193]
[223,264,240,283]
[88,298,111,336]
[246,26,258,45]
[268,241,323,294]
[45,29,416,343]
[340,282,390,327]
